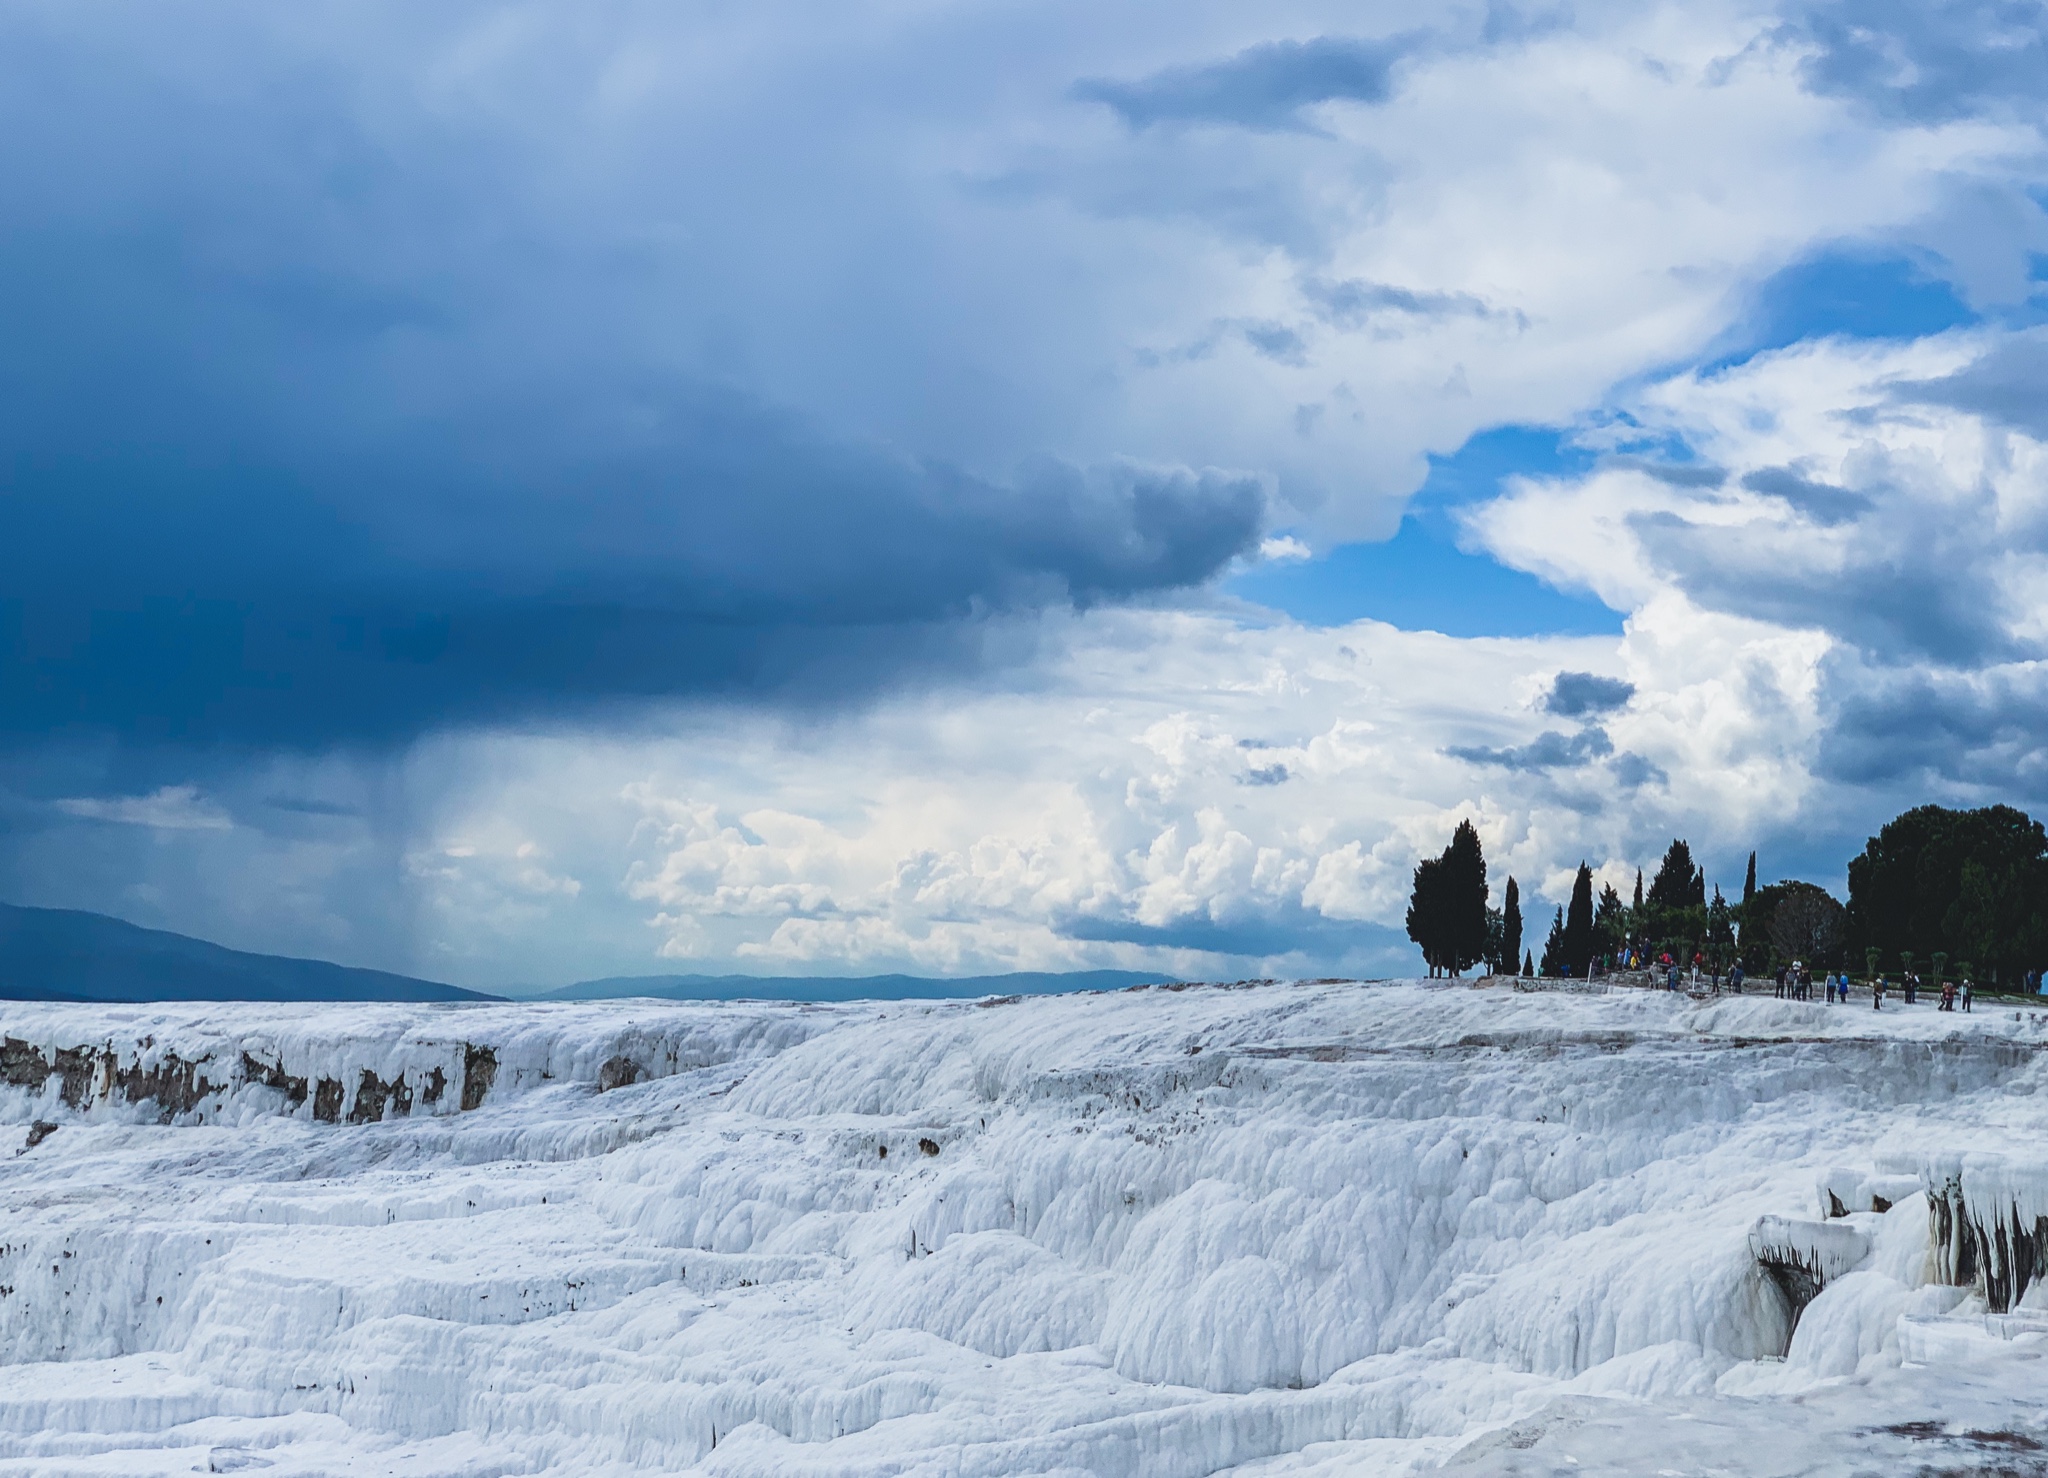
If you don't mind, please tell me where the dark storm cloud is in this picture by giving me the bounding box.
[1897,331,2048,437]
[1057,905,1406,961]
[0,400,1264,745]
[1783,1,2048,123]
[1607,458,1728,489]
[1543,672,1635,717]
[1609,753,1668,790]
[0,6,1265,750]
[1445,727,1614,771]
[1241,322,1309,365]
[1300,277,1505,328]
[1816,655,2048,799]
[1626,510,2016,667]
[1739,467,1874,525]
[1074,35,1419,133]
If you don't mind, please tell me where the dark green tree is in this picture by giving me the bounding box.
[1745,879,1834,971]
[1539,906,1566,977]
[1594,882,1625,955]
[1706,887,1735,973]
[1947,860,2001,982]
[1501,876,1523,978]
[1560,863,1596,976]
[1768,882,1844,964]
[1845,805,2048,985]
[1405,820,1490,976]
[1648,840,1699,911]
[1440,820,1489,975]
[1522,949,1534,977]
[1738,850,1759,952]
[1633,869,1644,911]
[1406,856,1446,976]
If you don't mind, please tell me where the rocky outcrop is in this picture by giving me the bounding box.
[0,1002,826,1131]
[1922,1155,2048,1313]
[0,1033,491,1126]
[1749,1215,1871,1341]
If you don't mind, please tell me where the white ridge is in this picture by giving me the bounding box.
[1,980,2045,1475]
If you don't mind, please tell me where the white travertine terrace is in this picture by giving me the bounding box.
[2,982,2046,1475]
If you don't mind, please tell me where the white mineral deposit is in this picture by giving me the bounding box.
[3,979,2047,1475]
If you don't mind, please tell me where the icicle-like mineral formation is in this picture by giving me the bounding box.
[1921,1154,2048,1313]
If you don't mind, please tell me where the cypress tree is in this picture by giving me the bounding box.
[1562,862,1596,975]
[1405,856,1446,976]
[1648,840,1698,911]
[1633,869,1644,911]
[1739,850,1759,952]
[1594,883,1623,953]
[1540,907,1566,976]
[1523,949,1534,977]
[1440,820,1489,977]
[1407,820,1491,977]
[1707,886,1735,968]
[1501,877,1523,980]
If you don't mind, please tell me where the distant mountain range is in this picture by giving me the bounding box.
[0,902,493,1003]
[0,902,1172,1003]
[523,970,1167,1003]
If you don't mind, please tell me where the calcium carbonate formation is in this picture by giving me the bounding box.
[1,982,2045,1476]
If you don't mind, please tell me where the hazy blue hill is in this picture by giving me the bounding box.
[0,902,494,1003]
[532,969,1170,1003]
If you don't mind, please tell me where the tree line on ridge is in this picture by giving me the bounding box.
[1404,804,2048,988]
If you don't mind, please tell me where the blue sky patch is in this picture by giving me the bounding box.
[1229,426,1620,637]
[1705,249,1979,373]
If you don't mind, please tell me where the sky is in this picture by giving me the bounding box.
[5,0,2048,986]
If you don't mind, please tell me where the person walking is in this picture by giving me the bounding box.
[1962,978,1973,1013]
[1873,976,1884,1011]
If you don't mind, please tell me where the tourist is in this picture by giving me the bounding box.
[1873,976,1884,1010]
[1961,978,1973,1013]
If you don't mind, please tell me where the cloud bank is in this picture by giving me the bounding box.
[6,0,2048,980]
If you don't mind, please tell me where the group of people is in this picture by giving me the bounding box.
[1751,963,1977,1010]
[1861,971,1973,1011]
[1771,961,1854,1004]
[1604,948,2004,1011]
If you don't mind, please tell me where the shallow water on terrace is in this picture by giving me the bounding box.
[0,982,2044,1476]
